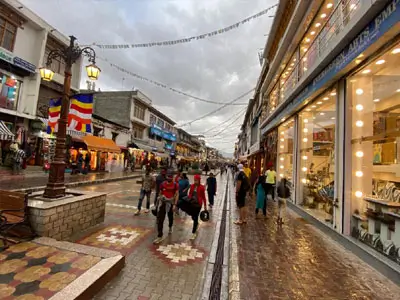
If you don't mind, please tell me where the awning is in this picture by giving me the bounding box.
[0,121,14,141]
[129,141,153,152]
[82,135,121,153]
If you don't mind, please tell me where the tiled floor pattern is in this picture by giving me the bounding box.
[74,175,222,300]
[0,242,100,300]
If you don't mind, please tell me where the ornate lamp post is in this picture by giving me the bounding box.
[39,35,100,198]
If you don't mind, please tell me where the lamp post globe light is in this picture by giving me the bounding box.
[39,35,100,199]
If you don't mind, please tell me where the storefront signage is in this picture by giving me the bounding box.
[150,125,177,141]
[0,47,36,73]
[261,0,400,135]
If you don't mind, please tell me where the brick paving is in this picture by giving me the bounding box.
[231,186,400,300]
[74,175,222,300]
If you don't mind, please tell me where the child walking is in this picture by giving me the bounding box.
[255,175,267,218]
[277,177,290,225]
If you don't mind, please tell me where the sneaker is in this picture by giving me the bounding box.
[153,236,164,244]
[190,233,197,240]
[209,205,213,209]
[134,210,141,216]
[143,209,149,214]
[168,227,173,234]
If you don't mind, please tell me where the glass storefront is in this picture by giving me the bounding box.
[277,118,295,201]
[348,42,400,257]
[298,89,337,225]
[0,72,21,110]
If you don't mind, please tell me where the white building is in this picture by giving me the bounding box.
[0,0,82,140]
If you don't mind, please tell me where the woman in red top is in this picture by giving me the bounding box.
[187,174,207,240]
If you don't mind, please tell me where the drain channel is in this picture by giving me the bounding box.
[208,181,229,299]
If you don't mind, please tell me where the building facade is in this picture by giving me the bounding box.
[253,0,400,266]
[0,0,81,143]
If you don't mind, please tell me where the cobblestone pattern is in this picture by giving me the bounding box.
[233,189,400,300]
[73,176,220,300]
[29,194,106,241]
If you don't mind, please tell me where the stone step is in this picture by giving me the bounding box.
[0,237,125,300]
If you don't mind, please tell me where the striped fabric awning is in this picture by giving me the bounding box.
[0,121,14,141]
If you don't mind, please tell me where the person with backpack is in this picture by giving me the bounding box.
[277,177,291,225]
[153,170,179,244]
[234,164,250,225]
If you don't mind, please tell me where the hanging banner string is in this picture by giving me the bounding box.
[91,4,277,49]
[97,56,249,105]
[178,88,255,127]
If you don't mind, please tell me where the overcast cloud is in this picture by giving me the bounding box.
[20,0,276,155]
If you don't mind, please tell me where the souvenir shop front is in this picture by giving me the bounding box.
[260,0,400,265]
[69,135,122,172]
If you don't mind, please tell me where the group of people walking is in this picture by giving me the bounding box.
[234,162,291,225]
[134,167,217,244]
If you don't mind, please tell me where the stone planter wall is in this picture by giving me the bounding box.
[28,191,107,241]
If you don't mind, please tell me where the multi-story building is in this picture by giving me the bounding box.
[0,0,82,143]
[93,90,177,158]
[176,128,201,160]
[252,0,400,270]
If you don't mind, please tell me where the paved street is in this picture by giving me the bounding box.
[230,181,400,300]
[73,174,223,300]
[0,171,140,191]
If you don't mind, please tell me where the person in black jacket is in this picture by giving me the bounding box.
[277,177,290,225]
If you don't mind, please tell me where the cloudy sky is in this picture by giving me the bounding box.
[20,0,276,155]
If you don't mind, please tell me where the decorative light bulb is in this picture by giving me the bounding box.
[303,128,308,133]
[302,156,308,160]
[355,171,363,177]
[302,178,307,184]
[355,191,363,198]
[356,120,364,127]
[356,151,364,158]
[302,167,307,172]
[356,88,364,95]
[355,104,363,111]
[303,138,308,142]
[304,119,309,123]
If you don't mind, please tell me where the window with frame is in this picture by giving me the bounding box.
[93,126,102,137]
[132,125,143,139]
[157,118,164,128]
[134,105,145,120]
[165,123,172,131]
[111,132,119,142]
[43,47,66,75]
[0,17,17,51]
[150,114,157,125]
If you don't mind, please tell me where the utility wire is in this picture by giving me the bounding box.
[198,107,246,135]
[97,56,248,106]
[178,88,254,127]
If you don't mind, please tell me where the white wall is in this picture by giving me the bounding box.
[102,126,129,147]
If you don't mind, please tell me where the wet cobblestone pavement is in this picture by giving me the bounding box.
[74,174,223,300]
[231,182,400,300]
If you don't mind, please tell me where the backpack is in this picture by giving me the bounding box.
[239,171,250,192]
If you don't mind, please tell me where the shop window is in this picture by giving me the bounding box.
[93,126,102,137]
[0,72,21,110]
[134,105,145,120]
[347,43,400,260]
[298,89,336,225]
[0,17,17,51]
[277,119,295,201]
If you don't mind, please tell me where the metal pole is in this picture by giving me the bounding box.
[43,37,74,198]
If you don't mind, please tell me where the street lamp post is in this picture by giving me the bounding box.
[40,35,100,198]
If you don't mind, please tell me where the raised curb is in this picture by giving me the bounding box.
[11,174,142,193]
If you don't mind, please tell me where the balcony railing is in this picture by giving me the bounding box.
[260,0,360,125]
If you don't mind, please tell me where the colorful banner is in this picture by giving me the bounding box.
[68,94,93,134]
[47,94,94,135]
[91,5,277,49]
[47,98,62,134]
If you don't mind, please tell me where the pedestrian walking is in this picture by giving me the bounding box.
[135,167,155,215]
[154,169,167,205]
[77,153,84,174]
[178,172,190,200]
[234,164,250,225]
[153,170,179,244]
[206,172,217,209]
[265,164,277,201]
[277,177,291,225]
[12,147,25,175]
[187,174,207,240]
[204,163,210,175]
[83,153,91,174]
[255,175,267,218]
